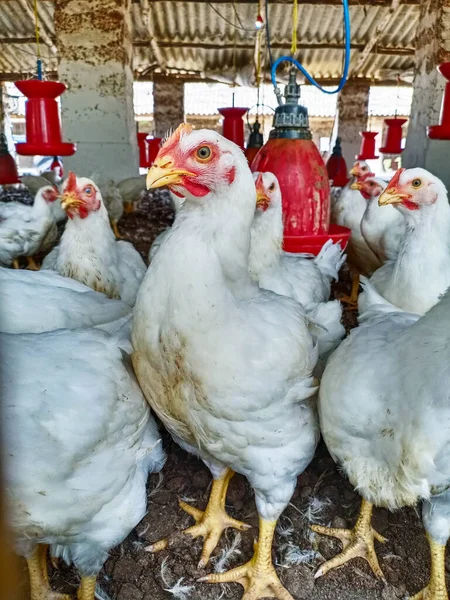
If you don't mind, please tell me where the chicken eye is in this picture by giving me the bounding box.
[268,183,275,191]
[411,179,422,188]
[196,146,212,161]
[84,186,93,196]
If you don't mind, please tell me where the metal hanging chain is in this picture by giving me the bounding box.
[33,0,43,79]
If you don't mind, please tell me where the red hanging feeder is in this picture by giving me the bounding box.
[357,131,379,160]
[218,107,248,149]
[50,156,63,178]
[326,137,349,187]
[379,118,407,154]
[137,132,149,168]
[428,62,450,140]
[146,136,162,167]
[0,133,20,185]
[15,80,76,157]
[251,69,350,255]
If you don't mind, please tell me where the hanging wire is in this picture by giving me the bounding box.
[33,0,43,79]
[394,75,401,117]
[271,0,351,96]
[291,0,298,56]
[207,2,255,33]
[265,0,273,68]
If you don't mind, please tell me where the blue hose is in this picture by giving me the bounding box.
[270,0,351,95]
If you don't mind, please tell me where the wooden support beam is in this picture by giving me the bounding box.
[151,0,420,5]
[139,0,167,73]
[350,0,405,76]
[134,40,415,56]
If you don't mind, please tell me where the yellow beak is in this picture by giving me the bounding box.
[350,167,359,176]
[350,182,362,190]
[378,188,410,206]
[256,191,270,208]
[146,158,196,190]
[61,192,85,211]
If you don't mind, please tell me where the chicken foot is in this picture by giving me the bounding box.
[337,271,360,310]
[12,258,20,269]
[76,576,97,600]
[199,517,293,600]
[26,256,40,271]
[311,499,386,580]
[27,544,71,600]
[146,468,251,568]
[410,534,448,600]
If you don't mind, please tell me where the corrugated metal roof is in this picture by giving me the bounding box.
[0,1,419,82]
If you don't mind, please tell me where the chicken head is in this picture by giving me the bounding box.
[253,171,280,212]
[146,123,241,201]
[379,168,447,213]
[350,160,372,179]
[61,172,101,219]
[352,177,386,201]
[40,186,60,204]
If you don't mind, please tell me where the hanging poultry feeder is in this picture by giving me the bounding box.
[251,69,350,254]
[428,62,450,140]
[50,156,63,178]
[0,133,20,185]
[379,118,407,154]
[137,132,149,168]
[218,107,248,150]
[245,120,264,165]
[15,80,76,157]
[326,137,349,187]
[146,136,162,167]
[356,131,379,160]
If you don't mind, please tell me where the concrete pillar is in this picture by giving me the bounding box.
[153,76,185,138]
[403,0,450,188]
[54,0,138,181]
[336,82,370,168]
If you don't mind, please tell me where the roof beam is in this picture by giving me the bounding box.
[350,0,405,75]
[139,0,167,73]
[151,0,420,5]
[134,40,415,56]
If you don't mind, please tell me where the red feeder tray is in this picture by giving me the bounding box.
[15,80,76,157]
[0,134,20,185]
[380,118,407,154]
[146,137,162,167]
[283,224,351,255]
[428,63,450,140]
[218,107,248,150]
[357,131,379,160]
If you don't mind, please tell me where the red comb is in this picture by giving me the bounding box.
[255,172,263,189]
[66,171,77,192]
[387,168,405,190]
[161,123,193,155]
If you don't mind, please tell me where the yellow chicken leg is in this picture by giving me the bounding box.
[338,272,360,310]
[311,499,386,580]
[26,256,40,271]
[199,517,293,600]
[147,468,251,568]
[12,258,20,269]
[123,201,134,214]
[26,544,71,600]
[77,576,97,600]
[410,534,448,600]
[111,220,122,239]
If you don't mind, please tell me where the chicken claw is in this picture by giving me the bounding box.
[337,273,360,310]
[27,544,72,600]
[26,256,40,271]
[410,535,448,600]
[199,518,293,600]
[311,499,386,580]
[146,468,250,568]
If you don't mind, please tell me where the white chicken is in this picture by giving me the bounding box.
[249,171,346,358]
[43,173,146,306]
[21,174,66,224]
[0,267,131,334]
[117,174,147,213]
[89,172,124,238]
[367,168,450,314]
[133,124,319,600]
[0,186,60,269]
[148,190,183,263]
[352,175,406,264]
[332,160,382,305]
[3,324,165,600]
[312,278,450,599]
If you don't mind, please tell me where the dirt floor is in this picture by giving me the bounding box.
[14,188,443,599]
